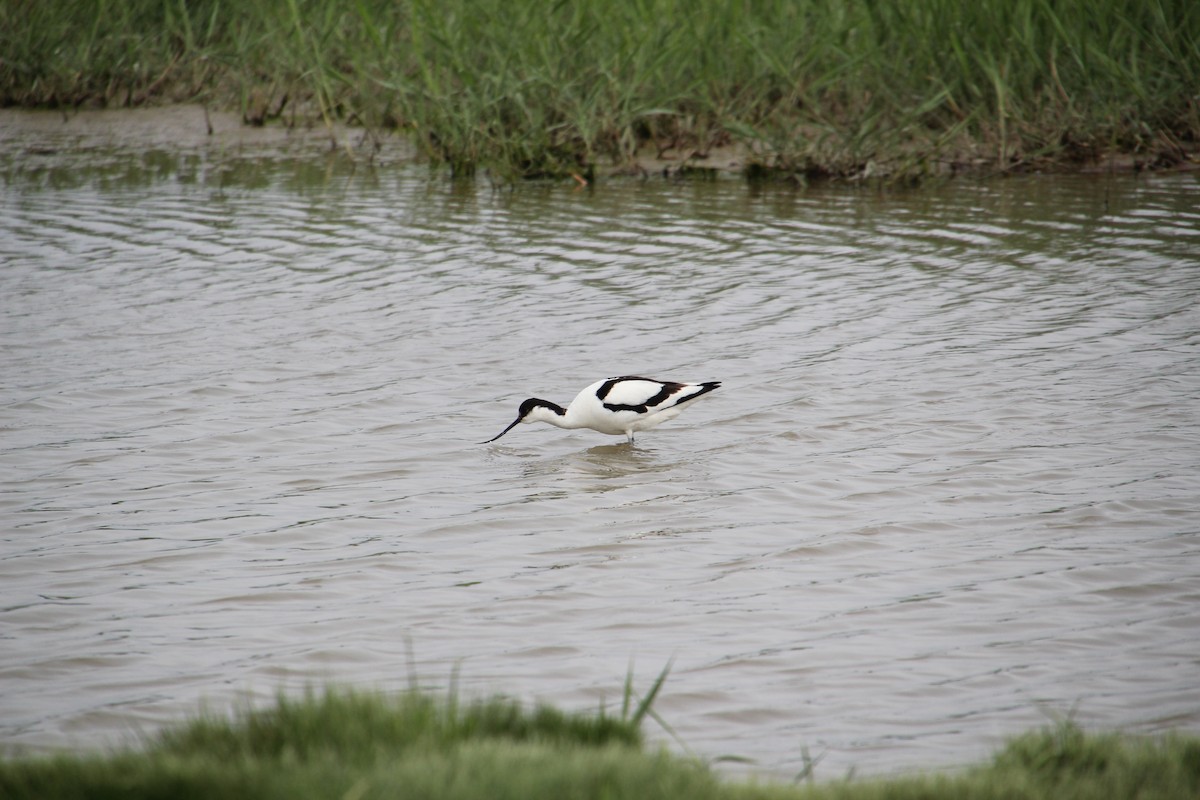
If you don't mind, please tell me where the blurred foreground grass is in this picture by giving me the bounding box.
[1,687,1197,800]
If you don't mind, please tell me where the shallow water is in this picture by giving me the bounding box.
[2,117,1199,778]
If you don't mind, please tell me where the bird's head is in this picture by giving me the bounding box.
[481,398,561,443]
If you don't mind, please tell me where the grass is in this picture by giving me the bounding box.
[2,0,1198,180]
[1,684,1198,800]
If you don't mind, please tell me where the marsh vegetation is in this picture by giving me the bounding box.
[3,0,1197,180]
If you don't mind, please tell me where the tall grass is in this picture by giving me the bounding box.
[2,0,1197,179]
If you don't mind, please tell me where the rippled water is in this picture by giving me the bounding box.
[2,123,1199,777]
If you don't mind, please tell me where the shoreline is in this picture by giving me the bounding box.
[5,105,1195,183]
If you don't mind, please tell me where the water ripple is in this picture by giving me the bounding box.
[1,161,1198,776]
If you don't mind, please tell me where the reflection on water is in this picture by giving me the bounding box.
[1,122,1198,777]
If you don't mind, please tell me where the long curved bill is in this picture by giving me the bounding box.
[481,416,521,444]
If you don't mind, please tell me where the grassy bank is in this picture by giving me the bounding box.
[2,0,1197,180]
[1,688,1198,799]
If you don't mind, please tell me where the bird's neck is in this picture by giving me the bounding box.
[528,402,575,429]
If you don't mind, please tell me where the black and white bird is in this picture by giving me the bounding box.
[482,376,721,444]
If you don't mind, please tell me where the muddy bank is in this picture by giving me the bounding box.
[2,105,1194,181]
[0,105,749,178]
[1,106,408,162]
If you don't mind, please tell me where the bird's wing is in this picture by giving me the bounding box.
[597,377,693,413]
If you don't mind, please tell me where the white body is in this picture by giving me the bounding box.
[534,379,700,436]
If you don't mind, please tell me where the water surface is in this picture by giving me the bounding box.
[2,119,1198,777]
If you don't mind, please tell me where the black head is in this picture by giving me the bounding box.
[481,398,562,444]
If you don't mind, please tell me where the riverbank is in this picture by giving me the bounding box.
[3,0,1196,182]
[2,689,1197,799]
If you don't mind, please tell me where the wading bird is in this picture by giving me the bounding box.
[482,376,721,444]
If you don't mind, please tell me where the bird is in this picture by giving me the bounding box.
[482,376,721,444]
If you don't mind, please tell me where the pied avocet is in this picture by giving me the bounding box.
[482,376,721,444]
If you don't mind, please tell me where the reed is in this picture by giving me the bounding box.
[2,0,1196,179]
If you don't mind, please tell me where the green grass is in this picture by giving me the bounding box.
[1,686,1198,800]
[2,0,1198,180]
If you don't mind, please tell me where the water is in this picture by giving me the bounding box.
[2,112,1199,778]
